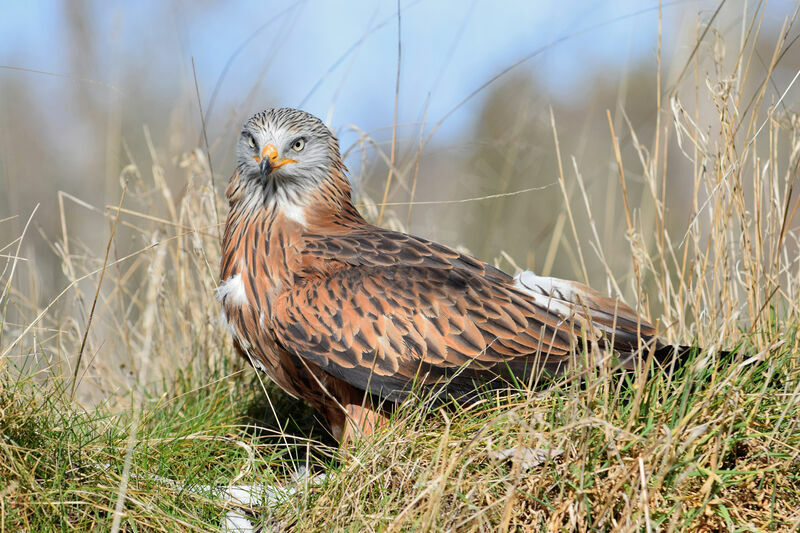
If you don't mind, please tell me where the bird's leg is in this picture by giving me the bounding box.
[340,401,389,443]
[319,378,389,444]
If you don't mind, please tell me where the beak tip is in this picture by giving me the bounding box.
[259,159,271,177]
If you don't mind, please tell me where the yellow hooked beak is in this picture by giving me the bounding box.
[253,144,296,171]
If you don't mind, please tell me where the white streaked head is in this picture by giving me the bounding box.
[236,108,341,204]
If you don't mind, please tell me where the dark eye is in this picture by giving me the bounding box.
[291,138,306,152]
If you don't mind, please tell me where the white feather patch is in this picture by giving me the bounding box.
[513,271,576,321]
[280,201,307,226]
[514,271,578,299]
[215,273,249,306]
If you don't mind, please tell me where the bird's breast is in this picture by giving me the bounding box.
[218,205,308,347]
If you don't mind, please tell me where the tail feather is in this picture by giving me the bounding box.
[652,344,697,368]
[649,343,734,370]
[512,271,737,375]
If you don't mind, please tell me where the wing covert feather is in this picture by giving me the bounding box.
[272,265,586,401]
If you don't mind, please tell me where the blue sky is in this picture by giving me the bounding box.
[0,1,698,139]
[1,0,797,159]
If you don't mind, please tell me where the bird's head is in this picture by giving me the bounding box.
[234,108,343,203]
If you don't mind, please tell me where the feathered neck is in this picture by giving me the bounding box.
[224,162,367,230]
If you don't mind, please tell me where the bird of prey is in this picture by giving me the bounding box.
[218,108,678,442]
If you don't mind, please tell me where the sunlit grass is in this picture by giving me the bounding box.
[0,368,339,531]
[2,343,797,530]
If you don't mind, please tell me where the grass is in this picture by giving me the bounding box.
[2,345,799,530]
[0,369,327,531]
[3,4,800,531]
[302,349,800,531]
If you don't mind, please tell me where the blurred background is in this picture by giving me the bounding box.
[2,0,799,349]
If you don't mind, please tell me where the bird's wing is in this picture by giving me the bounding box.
[298,228,511,281]
[272,232,655,401]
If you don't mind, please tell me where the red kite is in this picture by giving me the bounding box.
[218,108,679,442]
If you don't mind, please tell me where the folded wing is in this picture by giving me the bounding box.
[272,231,657,401]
